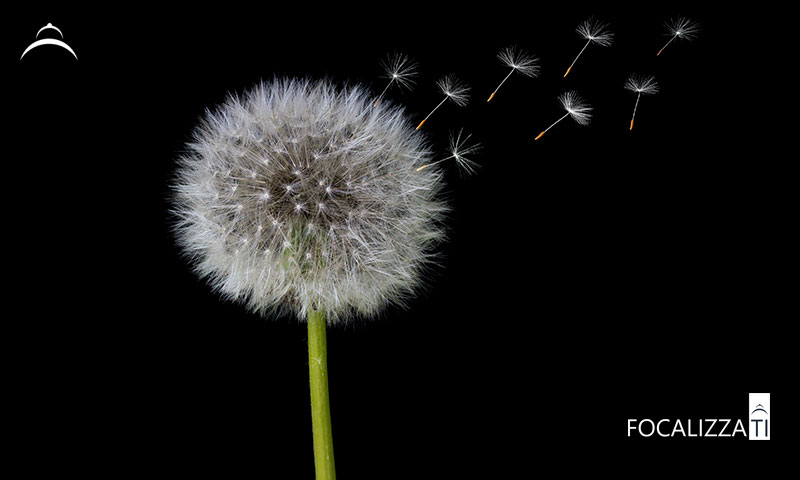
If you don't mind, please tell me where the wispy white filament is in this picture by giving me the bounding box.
[576,17,614,46]
[558,90,592,126]
[417,130,480,175]
[536,91,592,139]
[625,74,660,95]
[488,46,540,101]
[658,17,700,55]
[417,74,470,129]
[374,52,418,106]
[564,17,613,77]
[625,74,659,128]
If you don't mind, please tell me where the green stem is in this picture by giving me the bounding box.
[308,309,336,480]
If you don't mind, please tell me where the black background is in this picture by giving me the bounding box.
[7,5,789,477]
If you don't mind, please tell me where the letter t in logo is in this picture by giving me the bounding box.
[749,393,770,441]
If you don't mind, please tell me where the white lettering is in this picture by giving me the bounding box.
[639,419,655,437]
[733,419,747,437]
[627,419,637,437]
[704,419,717,437]
[657,419,670,437]
[671,419,685,437]
[718,419,731,437]
[630,418,749,438]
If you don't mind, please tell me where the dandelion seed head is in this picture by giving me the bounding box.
[625,74,660,95]
[172,78,448,323]
[437,74,470,107]
[665,17,700,41]
[576,17,614,46]
[498,46,540,78]
[559,90,593,126]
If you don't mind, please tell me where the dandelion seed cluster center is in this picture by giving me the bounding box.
[213,132,363,249]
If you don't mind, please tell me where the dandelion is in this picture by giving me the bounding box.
[487,46,540,102]
[564,17,613,77]
[534,90,592,140]
[373,52,418,106]
[416,129,481,175]
[171,78,447,480]
[657,17,700,56]
[625,74,659,130]
[416,74,470,130]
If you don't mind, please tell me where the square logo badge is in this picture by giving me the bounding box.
[749,393,770,440]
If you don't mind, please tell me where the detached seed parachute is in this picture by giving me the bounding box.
[657,17,700,56]
[416,130,481,175]
[535,91,592,140]
[487,46,540,102]
[625,74,659,130]
[374,52,418,106]
[416,74,470,130]
[564,17,613,78]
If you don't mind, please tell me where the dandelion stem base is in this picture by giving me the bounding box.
[308,309,336,480]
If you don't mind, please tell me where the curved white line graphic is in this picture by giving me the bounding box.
[37,23,63,38]
[20,38,78,60]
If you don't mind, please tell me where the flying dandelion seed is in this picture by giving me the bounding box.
[657,17,700,56]
[535,91,592,140]
[625,74,659,130]
[487,46,540,102]
[373,52,418,106]
[416,74,470,130]
[564,17,613,78]
[416,129,481,175]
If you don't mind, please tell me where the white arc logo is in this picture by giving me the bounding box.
[20,23,78,60]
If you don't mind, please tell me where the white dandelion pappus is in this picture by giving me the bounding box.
[564,17,614,77]
[437,74,470,106]
[416,129,481,175]
[374,52,418,106]
[625,74,660,95]
[487,46,540,102]
[559,91,592,125]
[172,78,448,323]
[658,17,700,56]
[577,17,614,46]
[625,74,659,130]
[535,90,592,140]
[416,74,470,130]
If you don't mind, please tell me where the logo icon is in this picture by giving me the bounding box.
[748,393,770,440]
[20,23,78,60]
